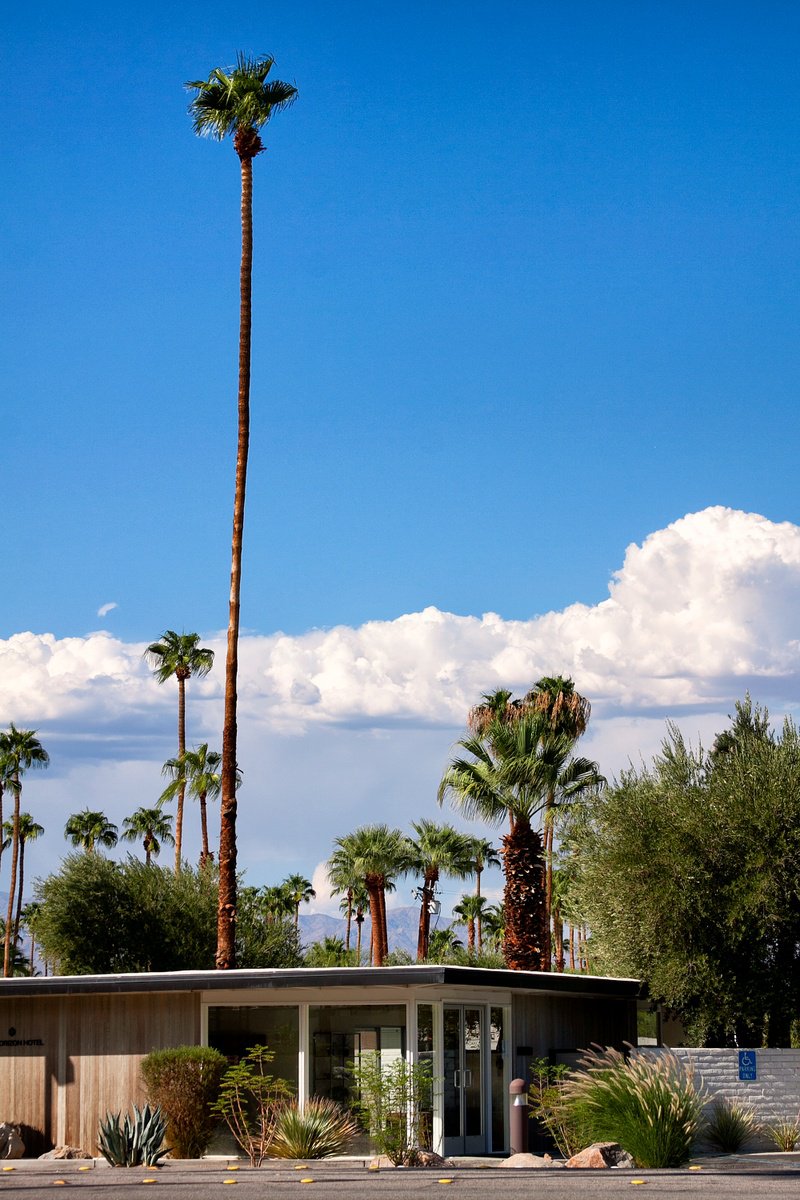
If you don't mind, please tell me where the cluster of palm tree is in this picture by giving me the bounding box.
[439,676,602,971]
[326,822,503,968]
[257,874,316,927]
[0,725,49,977]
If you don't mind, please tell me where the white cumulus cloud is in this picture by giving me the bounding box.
[5,507,800,887]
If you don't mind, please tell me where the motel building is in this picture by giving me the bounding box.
[0,964,642,1157]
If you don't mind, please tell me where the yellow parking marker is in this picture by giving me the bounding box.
[300,1178,314,1184]
[630,1181,648,1186]
[2,1168,13,1173]
[78,1167,91,1172]
[689,1165,702,1171]
[294,1165,309,1170]
[223,1180,238,1185]
[142,1180,157,1185]
[438,1179,454,1185]
[52,1182,66,1187]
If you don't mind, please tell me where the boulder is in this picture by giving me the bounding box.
[0,1125,24,1160]
[39,1147,93,1161]
[566,1141,628,1169]
[501,1152,564,1168]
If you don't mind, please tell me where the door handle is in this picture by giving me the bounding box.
[463,1069,472,1088]
[453,1070,461,1088]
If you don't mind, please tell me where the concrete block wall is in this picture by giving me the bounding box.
[640,1048,800,1150]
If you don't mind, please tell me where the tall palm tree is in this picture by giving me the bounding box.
[407,820,473,962]
[145,631,214,872]
[1,814,44,949]
[451,893,489,956]
[1,726,49,977]
[438,708,600,971]
[330,826,410,967]
[283,874,316,929]
[186,54,297,971]
[121,807,175,866]
[64,809,118,854]
[160,743,227,867]
[465,835,501,953]
[525,677,592,966]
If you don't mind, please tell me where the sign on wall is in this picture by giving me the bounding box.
[738,1050,757,1081]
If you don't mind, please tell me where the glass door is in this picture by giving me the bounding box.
[443,1005,485,1155]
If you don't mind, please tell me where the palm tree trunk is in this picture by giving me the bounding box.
[217,150,255,970]
[366,880,383,967]
[175,676,186,873]
[568,922,576,972]
[199,789,210,866]
[377,884,389,963]
[543,798,554,970]
[3,780,20,977]
[344,890,352,953]
[0,783,4,876]
[476,863,483,954]
[553,901,565,972]
[13,840,25,948]
[355,909,363,962]
[500,816,546,972]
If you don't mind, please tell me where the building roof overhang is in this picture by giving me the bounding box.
[0,964,644,1001]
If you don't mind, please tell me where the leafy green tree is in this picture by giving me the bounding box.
[407,820,473,961]
[64,809,118,853]
[573,699,800,1045]
[186,55,296,970]
[1,726,49,976]
[121,807,175,865]
[161,743,228,867]
[145,631,215,872]
[35,854,217,973]
[439,707,600,971]
[283,873,315,929]
[2,813,44,948]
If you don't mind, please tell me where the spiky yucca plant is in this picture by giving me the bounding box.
[563,1046,705,1168]
[269,1097,359,1159]
[98,1104,169,1167]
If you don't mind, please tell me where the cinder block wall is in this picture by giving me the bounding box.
[640,1048,800,1150]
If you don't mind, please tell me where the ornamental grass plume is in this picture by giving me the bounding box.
[562,1045,705,1168]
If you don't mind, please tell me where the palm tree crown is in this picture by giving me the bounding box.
[64,810,118,854]
[121,807,175,866]
[161,743,227,867]
[407,820,474,962]
[187,54,297,157]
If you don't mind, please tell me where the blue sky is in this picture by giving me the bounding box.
[6,1,800,640]
[4,3,800,902]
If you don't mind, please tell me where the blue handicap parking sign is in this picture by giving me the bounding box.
[738,1050,757,1080]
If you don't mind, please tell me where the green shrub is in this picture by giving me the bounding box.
[211,1045,293,1166]
[349,1052,433,1165]
[98,1104,168,1167]
[562,1046,705,1168]
[141,1045,228,1159]
[763,1118,800,1151]
[528,1058,592,1158]
[269,1097,359,1159]
[704,1098,758,1153]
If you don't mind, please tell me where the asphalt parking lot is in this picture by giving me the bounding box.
[0,1157,799,1200]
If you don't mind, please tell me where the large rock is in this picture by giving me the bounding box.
[566,1141,630,1169]
[39,1147,93,1161]
[501,1152,564,1168]
[0,1125,24,1160]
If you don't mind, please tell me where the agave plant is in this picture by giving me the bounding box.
[98,1103,169,1167]
[269,1097,359,1159]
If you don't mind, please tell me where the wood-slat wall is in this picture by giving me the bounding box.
[0,992,200,1153]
